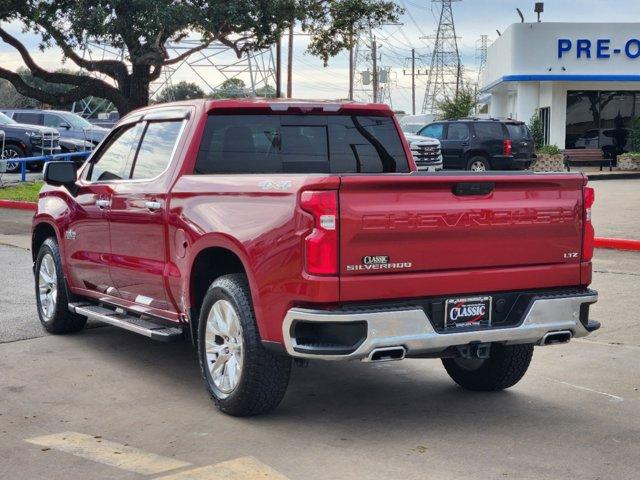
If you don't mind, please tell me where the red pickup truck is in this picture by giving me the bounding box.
[33,99,599,416]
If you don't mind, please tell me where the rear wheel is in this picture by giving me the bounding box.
[1,144,25,173]
[466,155,490,172]
[35,237,87,333]
[197,274,291,416]
[442,343,534,391]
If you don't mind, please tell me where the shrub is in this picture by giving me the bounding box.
[537,144,561,155]
[630,116,640,152]
[528,111,544,150]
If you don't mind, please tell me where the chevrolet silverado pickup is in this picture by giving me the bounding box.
[32,99,599,416]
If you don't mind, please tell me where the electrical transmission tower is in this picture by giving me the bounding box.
[421,0,463,114]
[475,34,488,88]
[352,30,393,106]
[71,38,277,117]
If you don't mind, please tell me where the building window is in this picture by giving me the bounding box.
[566,90,637,156]
[539,107,550,146]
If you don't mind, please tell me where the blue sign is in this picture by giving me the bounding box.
[558,38,640,59]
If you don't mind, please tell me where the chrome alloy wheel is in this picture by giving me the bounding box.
[204,299,244,395]
[470,160,487,172]
[38,253,58,320]
[2,148,20,171]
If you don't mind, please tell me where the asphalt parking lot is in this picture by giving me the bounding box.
[0,179,638,480]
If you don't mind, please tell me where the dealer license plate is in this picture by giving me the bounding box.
[444,296,492,330]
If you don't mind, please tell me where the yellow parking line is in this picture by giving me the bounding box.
[25,431,190,475]
[153,456,291,480]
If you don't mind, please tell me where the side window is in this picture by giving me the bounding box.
[446,123,470,141]
[474,122,505,139]
[86,124,141,182]
[43,114,64,129]
[130,121,184,180]
[14,112,43,125]
[419,123,443,140]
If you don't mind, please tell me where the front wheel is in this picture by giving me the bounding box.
[466,155,491,172]
[35,237,87,333]
[197,274,291,416]
[442,343,534,391]
[2,144,25,173]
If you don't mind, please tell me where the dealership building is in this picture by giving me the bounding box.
[480,22,640,154]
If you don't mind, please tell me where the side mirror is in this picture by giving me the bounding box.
[44,161,77,194]
[59,123,71,130]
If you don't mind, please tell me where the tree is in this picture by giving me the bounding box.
[630,116,640,152]
[0,1,401,115]
[155,81,205,103]
[437,88,476,121]
[0,67,111,113]
[528,111,544,150]
[255,84,277,98]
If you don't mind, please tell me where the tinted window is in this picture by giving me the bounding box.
[506,123,529,140]
[43,113,65,128]
[420,123,444,139]
[195,115,408,174]
[446,123,469,140]
[131,121,184,180]
[87,124,141,181]
[474,122,505,139]
[14,112,42,125]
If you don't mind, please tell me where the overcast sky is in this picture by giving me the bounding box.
[2,1,640,113]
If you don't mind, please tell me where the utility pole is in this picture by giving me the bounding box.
[287,23,294,98]
[275,36,282,98]
[371,36,378,103]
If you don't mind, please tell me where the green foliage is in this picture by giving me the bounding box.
[436,88,476,121]
[208,79,247,99]
[537,144,561,155]
[0,182,43,202]
[528,111,544,149]
[255,84,277,98]
[630,116,640,152]
[0,1,402,113]
[155,81,205,103]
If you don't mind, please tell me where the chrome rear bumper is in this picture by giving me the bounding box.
[282,291,598,361]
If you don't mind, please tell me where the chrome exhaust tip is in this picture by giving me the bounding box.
[364,346,406,362]
[540,330,573,346]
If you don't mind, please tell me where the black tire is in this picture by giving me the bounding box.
[197,274,291,416]
[442,343,534,391]
[2,144,26,173]
[35,237,87,334]
[466,155,491,172]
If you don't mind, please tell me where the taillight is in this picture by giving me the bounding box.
[582,186,595,262]
[300,190,338,275]
[503,139,512,156]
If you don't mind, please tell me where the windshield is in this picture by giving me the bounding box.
[0,112,16,125]
[60,112,93,129]
[402,124,423,134]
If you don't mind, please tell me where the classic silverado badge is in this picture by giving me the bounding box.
[346,255,412,271]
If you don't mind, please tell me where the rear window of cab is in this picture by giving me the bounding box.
[194,114,410,174]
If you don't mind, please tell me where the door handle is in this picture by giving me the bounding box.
[96,199,110,209]
[144,200,162,211]
[461,141,470,146]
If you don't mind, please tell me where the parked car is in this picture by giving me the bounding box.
[0,111,60,173]
[33,99,598,417]
[415,118,536,171]
[404,134,443,171]
[2,109,110,145]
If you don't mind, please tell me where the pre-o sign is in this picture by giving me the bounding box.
[558,38,640,59]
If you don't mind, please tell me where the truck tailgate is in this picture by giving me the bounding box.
[338,173,586,302]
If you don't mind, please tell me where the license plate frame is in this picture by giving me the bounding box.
[444,296,492,330]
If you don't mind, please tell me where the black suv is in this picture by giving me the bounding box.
[0,111,61,173]
[416,119,535,171]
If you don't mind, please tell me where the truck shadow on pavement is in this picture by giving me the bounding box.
[62,326,582,441]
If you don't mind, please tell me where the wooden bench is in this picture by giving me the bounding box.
[563,148,613,172]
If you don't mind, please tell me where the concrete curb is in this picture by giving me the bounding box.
[0,199,37,211]
[594,237,640,251]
